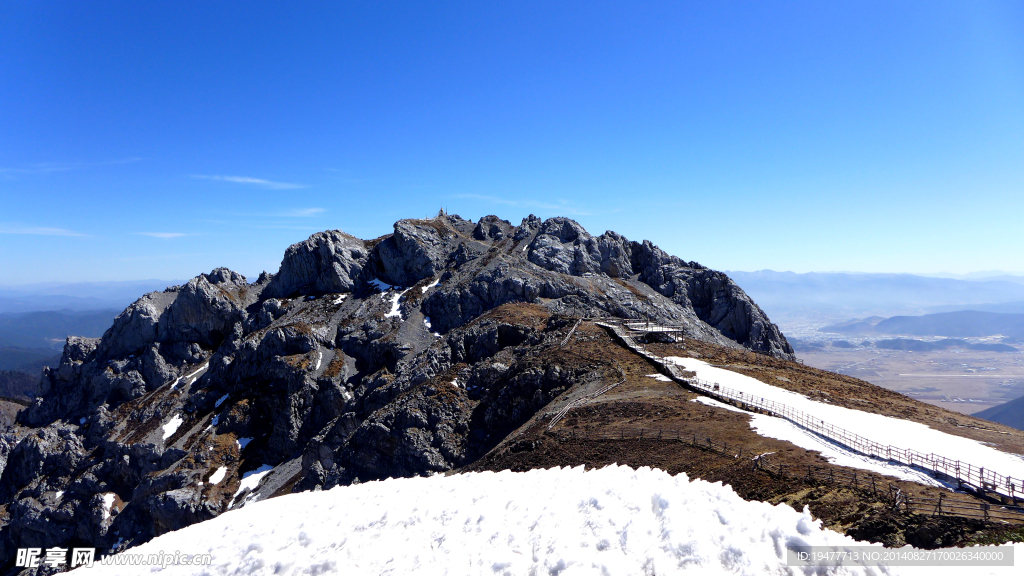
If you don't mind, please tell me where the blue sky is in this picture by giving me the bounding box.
[1,1,1022,284]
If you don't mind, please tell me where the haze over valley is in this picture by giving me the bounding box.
[731,272,1024,424]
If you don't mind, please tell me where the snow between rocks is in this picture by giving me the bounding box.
[161,414,183,441]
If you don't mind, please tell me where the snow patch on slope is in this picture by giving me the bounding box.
[384,288,410,319]
[100,493,115,521]
[667,356,1024,482]
[691,397,949,486]
[161,414,183,441]
[170,361,209,390]
[423,316,440,337]
[208,467,227,485]
[230,464,274,508]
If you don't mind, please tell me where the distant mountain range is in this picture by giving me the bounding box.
[727,270,1024,321]
[872,338,1017,352]
[0,309,120,372]
[0,279,180,314]
[820,310,1024,340]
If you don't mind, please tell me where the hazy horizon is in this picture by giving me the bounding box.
[1,267,1024,290]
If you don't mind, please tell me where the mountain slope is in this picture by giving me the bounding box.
[975,394,1024,431]
[0,214,793,568]
[822,310,1024,339]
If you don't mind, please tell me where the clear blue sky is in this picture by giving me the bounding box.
[2,1,1022,284]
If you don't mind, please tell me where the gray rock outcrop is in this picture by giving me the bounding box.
[265,231,370,297]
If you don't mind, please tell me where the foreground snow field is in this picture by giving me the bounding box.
[75,466,1020,576]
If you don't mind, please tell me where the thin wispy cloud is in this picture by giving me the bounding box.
[0,225,85,237]
[205,208,327,223]
[192,175,307,190]
[0,157,142,175]
[253,225,325,231]
[278,207,325,217]
[452,194,593,216]
[137,232,191,239]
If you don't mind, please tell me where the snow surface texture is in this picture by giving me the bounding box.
[669,357,1024,482]
[76,466,1020,576]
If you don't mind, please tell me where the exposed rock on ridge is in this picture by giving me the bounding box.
[264,231,369,298]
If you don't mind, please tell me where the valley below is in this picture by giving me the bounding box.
[783,319,1024,416]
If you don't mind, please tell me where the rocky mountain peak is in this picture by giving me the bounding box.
[0,213,792,569]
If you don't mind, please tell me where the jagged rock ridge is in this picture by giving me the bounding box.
[0,214,792,571]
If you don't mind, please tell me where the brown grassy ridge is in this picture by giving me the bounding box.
[646,338,1024,456]
[462,325,1024,547]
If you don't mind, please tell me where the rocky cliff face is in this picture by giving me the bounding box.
[0,214,792,573]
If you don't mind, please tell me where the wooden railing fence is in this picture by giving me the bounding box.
[592,320,1024,505]
[549,425,1024,524]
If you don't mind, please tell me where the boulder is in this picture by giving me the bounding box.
[265,231,370,297]
[374,220,453,286]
